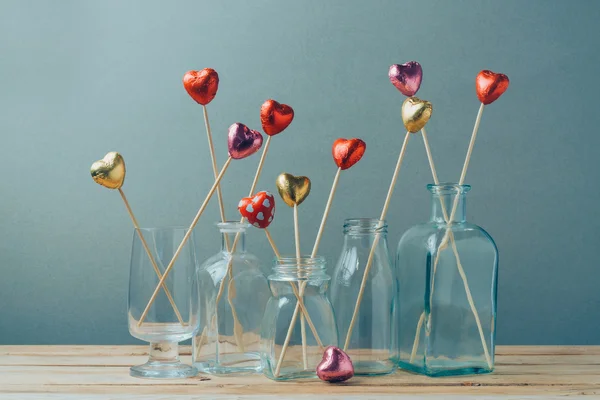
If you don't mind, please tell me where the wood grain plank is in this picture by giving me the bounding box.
[1,346,599,397]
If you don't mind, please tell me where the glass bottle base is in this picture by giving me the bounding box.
[194,352,262,375]
[264,368,317,381]
[352,360,396,376]
[397,360,493,377]
[130,360,198,379]
[130,342,197,379]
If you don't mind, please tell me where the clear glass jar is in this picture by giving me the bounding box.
[127,227,199,379]
[330,218,395,376]
[396,183,498,376]
[261,256,338,381]
[192,222,269,374]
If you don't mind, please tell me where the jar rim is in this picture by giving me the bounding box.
[134,226,189,232]
[427,183,472,194]
[344,218,387,227]
[274,255,326,267]
[216,221,251,232]
[343,218,387,233]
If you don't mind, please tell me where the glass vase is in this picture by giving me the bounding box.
[330,218,395,376]
[262,256,338,381]
[396,183,498,376]
[192,222,269,374]
[128,227,199,379]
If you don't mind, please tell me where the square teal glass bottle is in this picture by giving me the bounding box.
[395,183,498,376]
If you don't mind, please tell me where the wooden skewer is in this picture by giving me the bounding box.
[293,204,308,370]
[118,189,185,326]
[343,132,411,351]
[202,105,230,250]
[409,128,485,364]
[422,104,492,368]
[274,166,342,373]
[213,135,273,323]
[210,136,274,353]
[264,228,324,351]
[137,157,233,326]
[311,167,341,257]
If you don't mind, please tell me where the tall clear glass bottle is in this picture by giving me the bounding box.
[396,183,498,376]
[330,218,395,375]
[192,222,269,374]
[262,256,338,381]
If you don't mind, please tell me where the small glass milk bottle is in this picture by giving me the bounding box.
[330,218,395,375]
[396,183,498,376]
[262,256,338,381]
[193,222,270,374]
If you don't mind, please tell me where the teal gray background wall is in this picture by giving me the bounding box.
[0,0,598,344]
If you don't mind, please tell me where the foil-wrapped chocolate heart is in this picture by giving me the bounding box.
[401,96,433,133]
[275,173,311,207]
[476,70,509,105]
[90,152,126,189]
[227,123,263,159]
[182,68,219,105]
[316,346,354,383]
[389,61,423,97]
[260,99,294,136]
[332,138,366,170]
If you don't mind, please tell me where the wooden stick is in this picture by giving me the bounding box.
[293,204,308,370]
[213,135,272,322]
[264,228,281,259]
[210,137,274,352]
[118,189,185,326]
[409,128,490,367]
[274,167,342,372]
[202,106,228,226]
[423,104,492,368]
[202,106,230,251]
[459,104,485,188]
[249,136,272,197]
[274,298,300,377]
[343,131,411,351]
[294,205,301,260]
[265,228,324,350]
[137,157,233,326]
[311,167,341,257]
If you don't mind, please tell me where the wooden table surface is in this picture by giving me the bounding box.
[0,345,599,399]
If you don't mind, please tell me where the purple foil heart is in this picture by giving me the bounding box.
[316,346,354,383]
[388,61,423,97]
[227,123,263,159]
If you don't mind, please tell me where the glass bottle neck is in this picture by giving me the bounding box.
[343,218,387,238]
[217,222,249,254]
[431,193,467,224]
[221,231,246,253]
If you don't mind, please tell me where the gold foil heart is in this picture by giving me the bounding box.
[90,152,126,189]
[276,173,311,207]
[401,96,433,133]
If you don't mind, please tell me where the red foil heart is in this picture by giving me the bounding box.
[238,191,275,229]
[260,99,294,136]
[332,138,366,170]
[476,70,509,105]
[316,346,354,383]
[182,69,219,105]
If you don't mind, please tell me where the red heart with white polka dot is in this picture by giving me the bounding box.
[238,191,275,229]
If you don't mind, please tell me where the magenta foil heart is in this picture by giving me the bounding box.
[227,123,263,159]
[316,346,354,383]
[388,61,423,97]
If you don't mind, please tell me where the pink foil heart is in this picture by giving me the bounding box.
[389,61,423,97]
[227,123,263,159]
[316,346,354,383]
